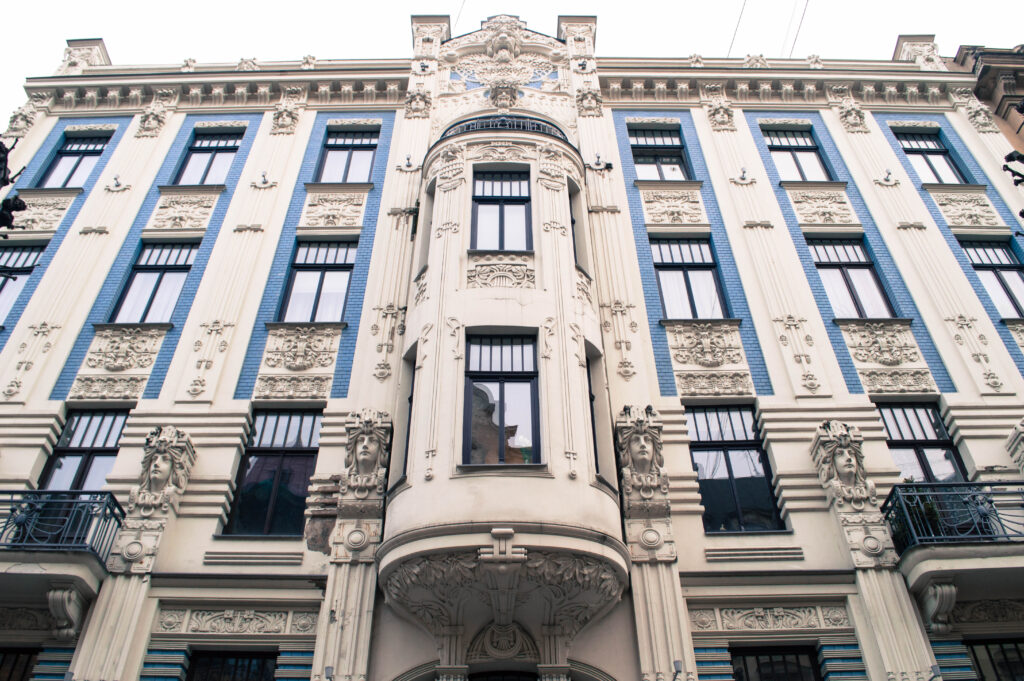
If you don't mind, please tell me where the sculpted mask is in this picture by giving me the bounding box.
[128,425,196,516]
[615,405,668,500]
[813,420,876,509]
[341,408,392,499]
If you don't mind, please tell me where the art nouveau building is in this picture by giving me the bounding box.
[2,15,1024,681]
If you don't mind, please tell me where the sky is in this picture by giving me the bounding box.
[2,0,1021,128]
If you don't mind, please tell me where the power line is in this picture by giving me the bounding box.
[788,0,811,58]
[453,0,467,36]
[726,0,748,58]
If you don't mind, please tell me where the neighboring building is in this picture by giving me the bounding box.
[953,42,1024,150]
[2,15,1024,681]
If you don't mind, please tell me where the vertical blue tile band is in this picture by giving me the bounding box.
[0,116,130,353]
[612,109,774,396]
[233,110,395,399]
[878,112,1024,377]
[745,110,956,394]
[52,113,264,400]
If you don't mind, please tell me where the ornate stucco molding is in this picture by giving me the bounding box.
[615,405,668,517]
[11,190,77,231]
[689,604,851,631]
[950,87,1000,133]
[1007,419,1024,475]
[135,88,178,138]
[838,320,920,367]
[154,607,319,635]
[254,374,331,399]
[641,190,706,224]
[931,192,1002,227]
[271,86,306,135]
[340,408,392,505]
[665,320,753,396]
[86,325,168,372]
[788,189,855,224]
[149,193,217,231]
[467,252,535,288]
[700,82,735,132]
[859,369,936,394]
[676,371,753,396]
[300,190,367,228]
[69,375,148,400]
[263,324,341,371]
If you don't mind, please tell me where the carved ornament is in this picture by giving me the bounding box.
[341,408,392,501]
[840,321,919,366]
[271,87,305,135]
[434,143,466,192]
[467,622,539,663]
[676,371,752,396]
[689,605,850,631]
[86,326,166,372]
[136,89,177,138]
[16,195,75,231]
[69,375,147,399]
[898,42,945,71]
[467,253,535,289]
[811,420,876,509]
[48,587,86,641]
[254,374,331,399]
[126,425,196,518]
[0,607,53,631]
[57,45,105,75]
[1006,418,1024,474]
[701,84,735,131]
[951,599,1024,624]
[666,321,743,367]
[263,325,339,371]
[859,368,936,393]
[150,194,216,230]
[642,190,704,224]
[575,87,603,117]
[107,516,166,574]
[405,88,432,118]
[301,192,366,227]
[932,193,1001,227]
[789,190,854,224]
[5,100,37,138]
[615,405,669,517]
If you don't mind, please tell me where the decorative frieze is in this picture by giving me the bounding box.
[641,190,705,224]
[69,375,148,400]
[665,320,753,396]
[689,604,851,632]
[149,194,217,231]
[13,192,76,231]
[676,371,752,396]
[859,369,936,393]
[789,190,855,224]
[931,192,1002,228]
[467,252,535,289]
[254,374,331,399]
[154,607,319,635]
[0,607,53,631]
[838,320,920,366]
[263,324,341,371]
[85,325,168,372]
[301,190,367,227]
[951,599,1024,624]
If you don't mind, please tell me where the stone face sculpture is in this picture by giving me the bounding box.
[615,405,668,503]
[813,419,876,509]
[340,408,392,499]
[127,425,196,516]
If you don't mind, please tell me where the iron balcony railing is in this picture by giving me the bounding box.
[881,482,1024,554]
[438,115,569,143]
[0,491,125,563]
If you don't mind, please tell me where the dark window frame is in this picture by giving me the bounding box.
[111,243,198,324]
[808,239,895,319]
[0,246,45,324]
[462,336,541,466]
[967,638,1024,681]
[314,129,379,184]
[173,132,242,186]
[878,404,967,483]
[278,241,357,323]
[763,128,832,182]
[0,648,40,681]
[40,411,128,491]
[651,238,727,320]
[629,127,691,181]
[470,172,533,251]
[731,647,824,681]
[896,132,967,184]
[225,410,323,536]
[962,241,1024,318]
[38,135,109,189]
[184,651,277,681]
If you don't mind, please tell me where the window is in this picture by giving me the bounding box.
[809,240,893,318]
[878,404,966,483]
[175,132,242,185]
[732,649,822,681]
[629,127,689,181]
[472,172,531,251]
[226,410,322,535]
[39,135,108,188]
[968,640,1024,681]
[281,241,356,323]
[896,132,965,184]
[112,243,197,323]
[962,242,1024,318]
[41,411,127,491]
[463,337,539,465]
[688,406,784,533]
[185,652,276,681]
[0,246,44,324]
[0,650,39,681]
[317,129,378,183]
[651,238,725,319]
[764,129,830,182]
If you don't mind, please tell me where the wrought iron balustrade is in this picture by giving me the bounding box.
[881,482,1024,553]
[0,490,124,562]
[438,115,569,143]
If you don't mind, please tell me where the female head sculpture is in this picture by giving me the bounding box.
[814,420,876,509]
[129,425,196,516]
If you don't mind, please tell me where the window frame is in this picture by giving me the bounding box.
[763,128,832,182]
[278,241,357,323]
[314,129,379,184]
[173,132,242,186]
[110,243,198,324]
[688,405,785,534]
[650,238,727,320]
[40,411,128,492]
[731,648,824,681]
[961,241,1024,318]
[628,127,691,181]
[967,638,1024,681]
[37,135,109,189]
[878,404,967,483]
[184,652,277,681]
[224,410,323,536]
[462,336,541,466]
[895,132,967,185]
[470,172,533,252]
[0,246,45,325]
[808,239,895,319]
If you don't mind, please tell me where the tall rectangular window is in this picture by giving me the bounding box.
[175,132,242,185]
[226,410,322,535]
[464,337,539,465]
[968,640,1024,681]
[878,404,965,483]
[41,411,128,491]
[688,406,784,533]
[651,238,725,319]
[0,246,44,324]
[629,127,689,181]
[184,653,276,681]
[732,649,822,681]
[39,135,109,188]
[112,243,197,323]
[962,241,1024,318]
[0,650,39,681]
[317,130,378,183]
[764,129,830,182]
[471,172,531,251]
[281,241,356,323]
[896,132,966,184]
[809,239,893,318]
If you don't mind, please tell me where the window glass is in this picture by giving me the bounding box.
[847,268,891,317]
[907,154,938,183]
[689,270,724,318]
[281,242,356,323]
[205,152,234,185]
[41,156,79,188]
[468,381,501,464]
[818,268,859,317]
[923,447,965,482]
[794,150,829,180]
[475,204,501,250]
[879,405,965,483]
[80,455,116,490]
[320,150,350,182]
[635,159,660,180]
[1001,271,1024,316]
[283,270,320,322]
[114,272,160,323]
[42,456,83,491]
[503,382,534,464]
[66,155,99,187]
[146,271,187,322]
[932,154,963,184]
[503,204,528,250]
[771,150,802,181]
[347,150,374,182]
[661,158,687,180]
[464,337,538,465]
[657,270,691,319]
[692,449,740,532]
[177,152,211,185]
[315,270,350,322]
[890,447,927,481]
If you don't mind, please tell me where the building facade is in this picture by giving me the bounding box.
[2,14,1024,681]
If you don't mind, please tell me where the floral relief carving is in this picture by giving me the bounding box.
[723,607,818,630]
[676,371,752,396]
[0,607,54,631]
[86,326,167,372]
[666,321,743,368]
[932,193,1001,227]
[575,270,593,304]
[190,610,285,633]
[946,314,1003,392]
[446,16,560,97]
[17,196,74,231]
[301,193,366,227]
[642,191,704,224]
[263,325,340,371]
[840,321,919,366]
[774,315,821,394]
[859,369,936,393]
[952,600,1024,623]
[435,143,466,192]
[254,374,331,399]
[789,191,854,224]
[69,375,148,399]
[538,143,567,190]
[467,253,535,289]
[151,194,216,230]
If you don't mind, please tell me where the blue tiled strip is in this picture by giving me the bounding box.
[0,116,130,353]
[878,112,1024,377]
[139,647,189,681]
[613,109,773,396]
[693,647,734,681]
[275,651,313,681]
[745,110,955,394]
[29,647,75,681]
[930,640,978,681]
[819,642,868,681]
[234,110,395,399]
[52,113,263,399]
